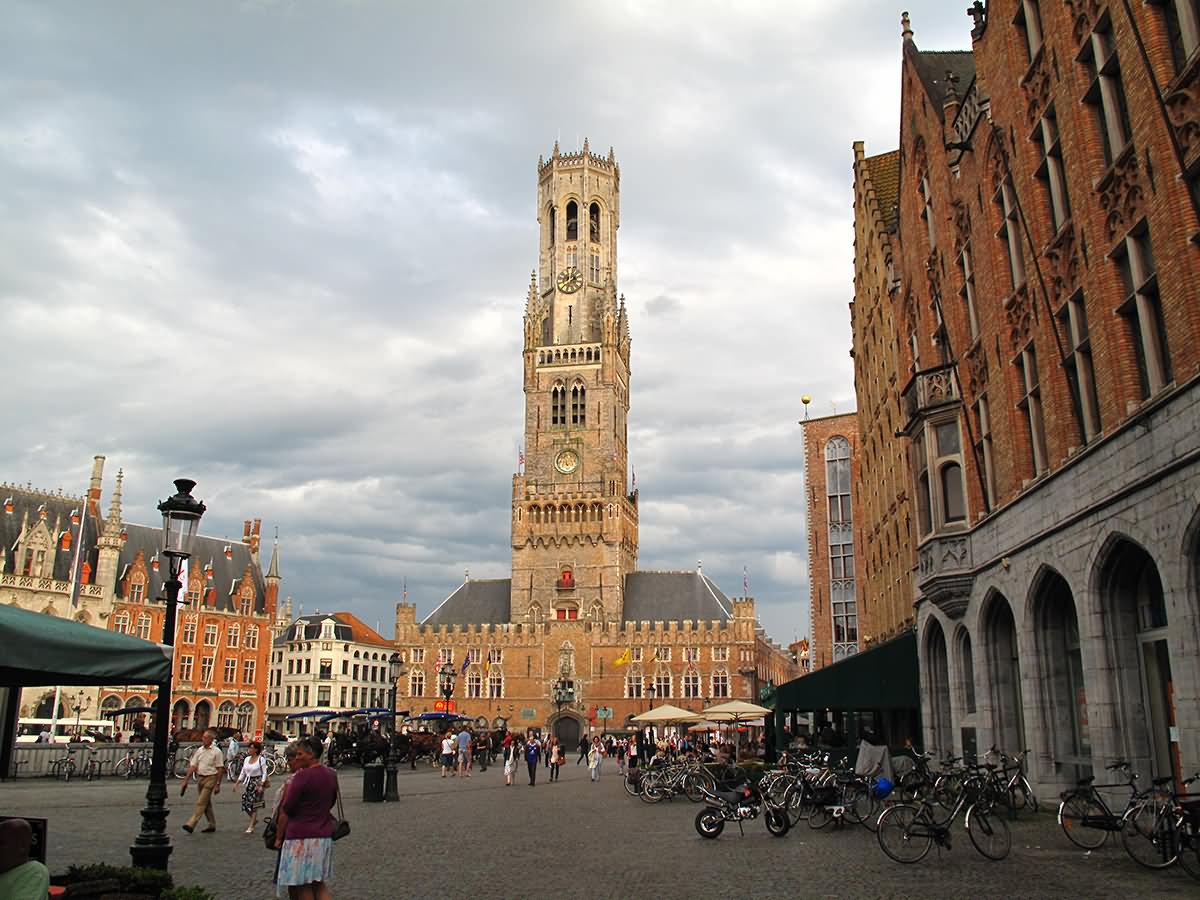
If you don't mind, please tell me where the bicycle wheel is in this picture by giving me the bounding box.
[898,772,928,803]
[1018,777,1039,813]
[114,758,131,779]
[852,786,881,832]
[683,772,710,803]
[1176,821,1200,882]
[934,772,962,811]
[782,783,808,826]
[877,805,933,863]
[623,773,641,797]
[1058,793,1109,850]
[808,804,833,830]
[173,756,191,778]
[62,759,75,782]
[967,804,1011,860]
[1121,803,1179,869]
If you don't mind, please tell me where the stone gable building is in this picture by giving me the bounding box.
[850,6,1200,792]
[2,455,279,736]
[394,144,796,745]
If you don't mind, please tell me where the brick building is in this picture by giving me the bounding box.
[391,144,796,744]
[800,411,865,671]
[851,5,1200,791]
[102,520,280,736]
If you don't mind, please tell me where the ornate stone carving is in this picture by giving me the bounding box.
[1043,225,1080,304]
[1064,0,1103,47]
[1004,284,1033,350]
[1165,54,1200,166]
[1020,47,1052,126]
[965,340,989,395]
[951,200,971,254]
[1096,144,1145,243]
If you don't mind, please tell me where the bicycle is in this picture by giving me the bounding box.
[876,768,1010,863]
[1057,760,1156,850]
[1120,772,1200,871]
[47,748,77,782]
[984,746,1038,813]
[81,748,108,781]
[114,747,152,779]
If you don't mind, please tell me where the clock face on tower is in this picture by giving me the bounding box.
[555,449,580,474]
[556,266,583,293]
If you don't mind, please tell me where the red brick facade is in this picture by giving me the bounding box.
[801,412,865,671]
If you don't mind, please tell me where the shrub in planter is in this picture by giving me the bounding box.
[62,864,173,898]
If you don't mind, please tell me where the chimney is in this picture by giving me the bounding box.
[224,543,234,561]
[249,518,262,560]
[3,497,12,514]
[243,520,252,543]
[151,554,160,572]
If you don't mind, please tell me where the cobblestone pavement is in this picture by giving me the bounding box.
[3,761,1198,899]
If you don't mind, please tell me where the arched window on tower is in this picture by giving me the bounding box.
[566,200,578,241]
[549,206,556,245]
[589,202,600,242]
[551,383,566,425]
[571,383,586,425]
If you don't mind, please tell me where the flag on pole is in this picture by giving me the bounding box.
[484,652,491,677]
[743,565,750,595]
[460,654,470,674]
[632,467,636,491]
[613,648,631,667]
[651,647,660,662]
[518,446,525,469]
[402,577,407,604]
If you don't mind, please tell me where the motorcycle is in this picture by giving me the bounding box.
[695,780,790,839]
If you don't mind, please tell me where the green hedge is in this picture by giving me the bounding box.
[60,864,213,900]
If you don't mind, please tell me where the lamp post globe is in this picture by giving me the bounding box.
[131,479,205,870]
[384,652,406,802]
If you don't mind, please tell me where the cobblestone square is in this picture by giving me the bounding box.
[3,761,1198,899]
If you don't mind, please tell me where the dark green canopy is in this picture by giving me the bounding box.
[775,630,918,712]
[0,604,172,687]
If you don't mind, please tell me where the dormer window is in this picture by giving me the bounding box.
[566,200,578,241]
[129,578,144,604]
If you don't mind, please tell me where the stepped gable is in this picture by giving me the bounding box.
[864,149,901,234]
[622,571,732,623]
[422,578,513,627]
[117,523,266,612]
[0,484,101,580]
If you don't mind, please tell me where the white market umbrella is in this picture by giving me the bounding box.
[701,700,771,723]
[631,703,703,724]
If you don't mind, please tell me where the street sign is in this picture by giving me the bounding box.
[595,707,613,719]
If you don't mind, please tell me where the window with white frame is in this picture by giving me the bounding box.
[711,670,730,698]
[467,668,483,698]
[227,624,240,648]
[136,613,151,640]
[179,655,193,682]
[224,657,237,683]
[631,647,643,663]
[204,623,218,646]
[682,668,701,698]
[468,648,481,664]
[487,648,502,665]
[488,668,504,698]
[626,667,644,698]
[655,671,672,699]
[684,647,699,663]
[181,617,197,644]
[410,648,425,664]
[409,669,425,697]
[200,656,215,684]
[244,626,258,650]
[243,659,255,684]
[712,646,729,662]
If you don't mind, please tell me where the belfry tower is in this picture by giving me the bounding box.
[510,141,638,624]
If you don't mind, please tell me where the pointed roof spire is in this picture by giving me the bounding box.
[107,468,123,525]
[552,140,560,159]
[582,136,590,154]
[901,10,913,41]
[608,146,615,164]
[267,536,281,579]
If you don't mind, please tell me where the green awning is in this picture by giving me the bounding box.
[0,604,173,687]
[774,630,918,711]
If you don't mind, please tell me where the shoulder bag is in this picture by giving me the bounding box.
[332,774,350,841]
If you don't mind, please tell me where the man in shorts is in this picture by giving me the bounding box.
[456,726,472,778]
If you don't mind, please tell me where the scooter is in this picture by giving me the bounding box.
[695,780,790,839]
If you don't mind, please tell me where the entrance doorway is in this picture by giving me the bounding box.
[554,716,581,749]
[983,593,1025,755]
[194,700,212,731]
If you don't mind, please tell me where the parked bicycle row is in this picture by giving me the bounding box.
[624,743,1200,880]
[34,742,289,782]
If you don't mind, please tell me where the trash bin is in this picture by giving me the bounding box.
[362,762,384,802]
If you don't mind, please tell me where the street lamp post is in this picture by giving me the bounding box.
[645,683,657,750]
[130,479,205,871]
[437,662,456,710]
[384,651,407,802]
[551,672,574,740]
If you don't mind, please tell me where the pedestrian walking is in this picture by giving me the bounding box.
[456,726,472,778]
[616,738,627,774]
[272,738,338,900]
[587,739,601,782]
[440,731,455,777]
[526,734,541,786]
[548,739,561,782]
[237,741,270,834]
[180,729,224,834]
[577,735,589,765]
[502,734,519,786]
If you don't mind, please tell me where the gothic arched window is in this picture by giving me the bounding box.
[549,206,556,245]
[566,200,578,241]
[551,383,566,425]
[571,382,586,426]
[589,202,600,242]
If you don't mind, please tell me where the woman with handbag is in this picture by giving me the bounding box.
[272,738,338,899]
[236,741,270,834]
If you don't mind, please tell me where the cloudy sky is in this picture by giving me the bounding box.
[2,1,970,646]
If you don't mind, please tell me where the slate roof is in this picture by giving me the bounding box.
[863,150,901,234]
[422,579,512,627]
[419,571,733,627]
[0,487,101,581]
[623,572,732,623]
[277,611,391,647]
[907,47,975,107]
[116,522,268,615]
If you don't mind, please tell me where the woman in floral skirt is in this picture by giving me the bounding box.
[273,738,338,899]
[236,741,270,834]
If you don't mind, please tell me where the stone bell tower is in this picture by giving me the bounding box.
[510,141,638,625]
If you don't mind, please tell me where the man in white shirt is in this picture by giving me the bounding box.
[181,729,224,833]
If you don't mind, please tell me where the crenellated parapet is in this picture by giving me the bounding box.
[537,138,619,178]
